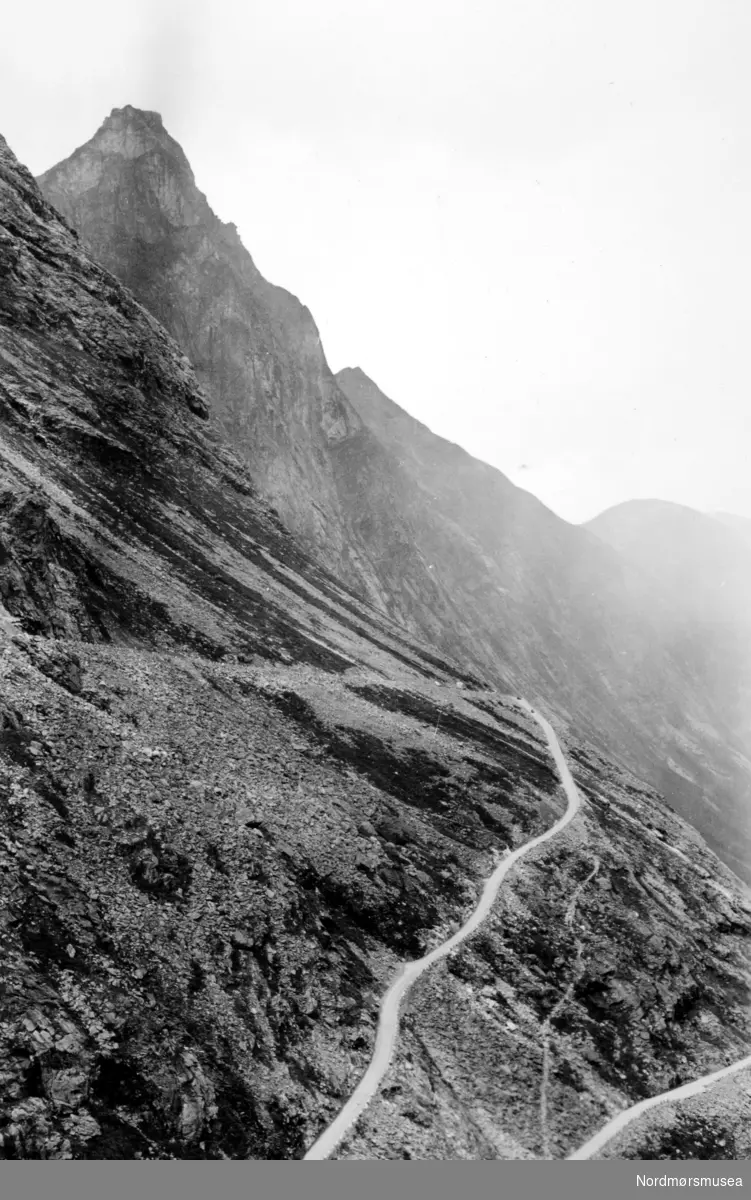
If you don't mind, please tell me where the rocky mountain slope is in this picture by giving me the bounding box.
[586,500,751,877]
[2,129,751,1160]
[588,501,751,640]
[37,107,751,884]
[588,499,751,734]
[337,371,751,883]
[36,107,451,625]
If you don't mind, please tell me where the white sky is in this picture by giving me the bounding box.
[2,0,750,523]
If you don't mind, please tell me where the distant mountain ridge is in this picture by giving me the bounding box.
[37,107,751,881]
[588,499,751,631]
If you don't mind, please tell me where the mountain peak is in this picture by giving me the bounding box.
[38,106,211,242]
[590,497,700,521]
[107,104,165,127]
[38,105,195,202]
[98,104,170,142]
[335,366,394,408]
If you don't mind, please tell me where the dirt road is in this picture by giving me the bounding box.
[304,699,582,1160]
[567,1053,751,1159]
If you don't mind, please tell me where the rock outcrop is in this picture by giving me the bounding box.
[37,109,751,884]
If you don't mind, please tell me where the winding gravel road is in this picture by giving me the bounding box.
[304,698,582,1160]
[567,1053,751,1160]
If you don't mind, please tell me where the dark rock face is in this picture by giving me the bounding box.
[1,130,750,1161]
[36,108,439,618]
[0,127,476,1160]
[37,108,751,884]
[1,127,468,684]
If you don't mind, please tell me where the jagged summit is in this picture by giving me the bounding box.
[109,103,164,125]
[38,113,751,884]
[84,105,185,171]
[40,103,215,243]
[91,104,176,153]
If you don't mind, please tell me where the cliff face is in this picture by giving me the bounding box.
[1,131,750,1162]
[38,106,637,661]
[38,108,751,886]
[36,107,447,621]
[1,123,464,683]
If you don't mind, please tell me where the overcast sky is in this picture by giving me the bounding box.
[2,0,750,523]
